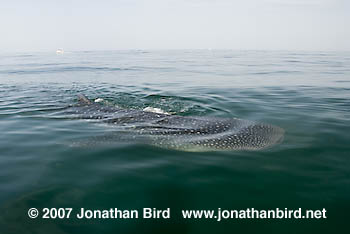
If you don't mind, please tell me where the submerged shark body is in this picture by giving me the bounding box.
[68,94,284,151]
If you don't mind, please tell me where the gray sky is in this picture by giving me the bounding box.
[1,0,349,52]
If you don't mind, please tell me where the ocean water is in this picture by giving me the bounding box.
[0,50,349,234]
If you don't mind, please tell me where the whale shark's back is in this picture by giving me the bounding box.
[70,95,284,151]
[134,115,284,151]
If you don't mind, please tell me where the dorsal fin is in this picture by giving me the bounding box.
[77,94,92,105]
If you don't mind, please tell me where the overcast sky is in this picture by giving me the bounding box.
[0,0,349,52]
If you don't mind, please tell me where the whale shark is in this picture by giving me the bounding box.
[67,94,284,151]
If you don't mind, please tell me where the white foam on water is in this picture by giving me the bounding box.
[143,107,170,115]
[94,98,104,103]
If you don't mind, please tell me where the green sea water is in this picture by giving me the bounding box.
[0,50,349,233]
